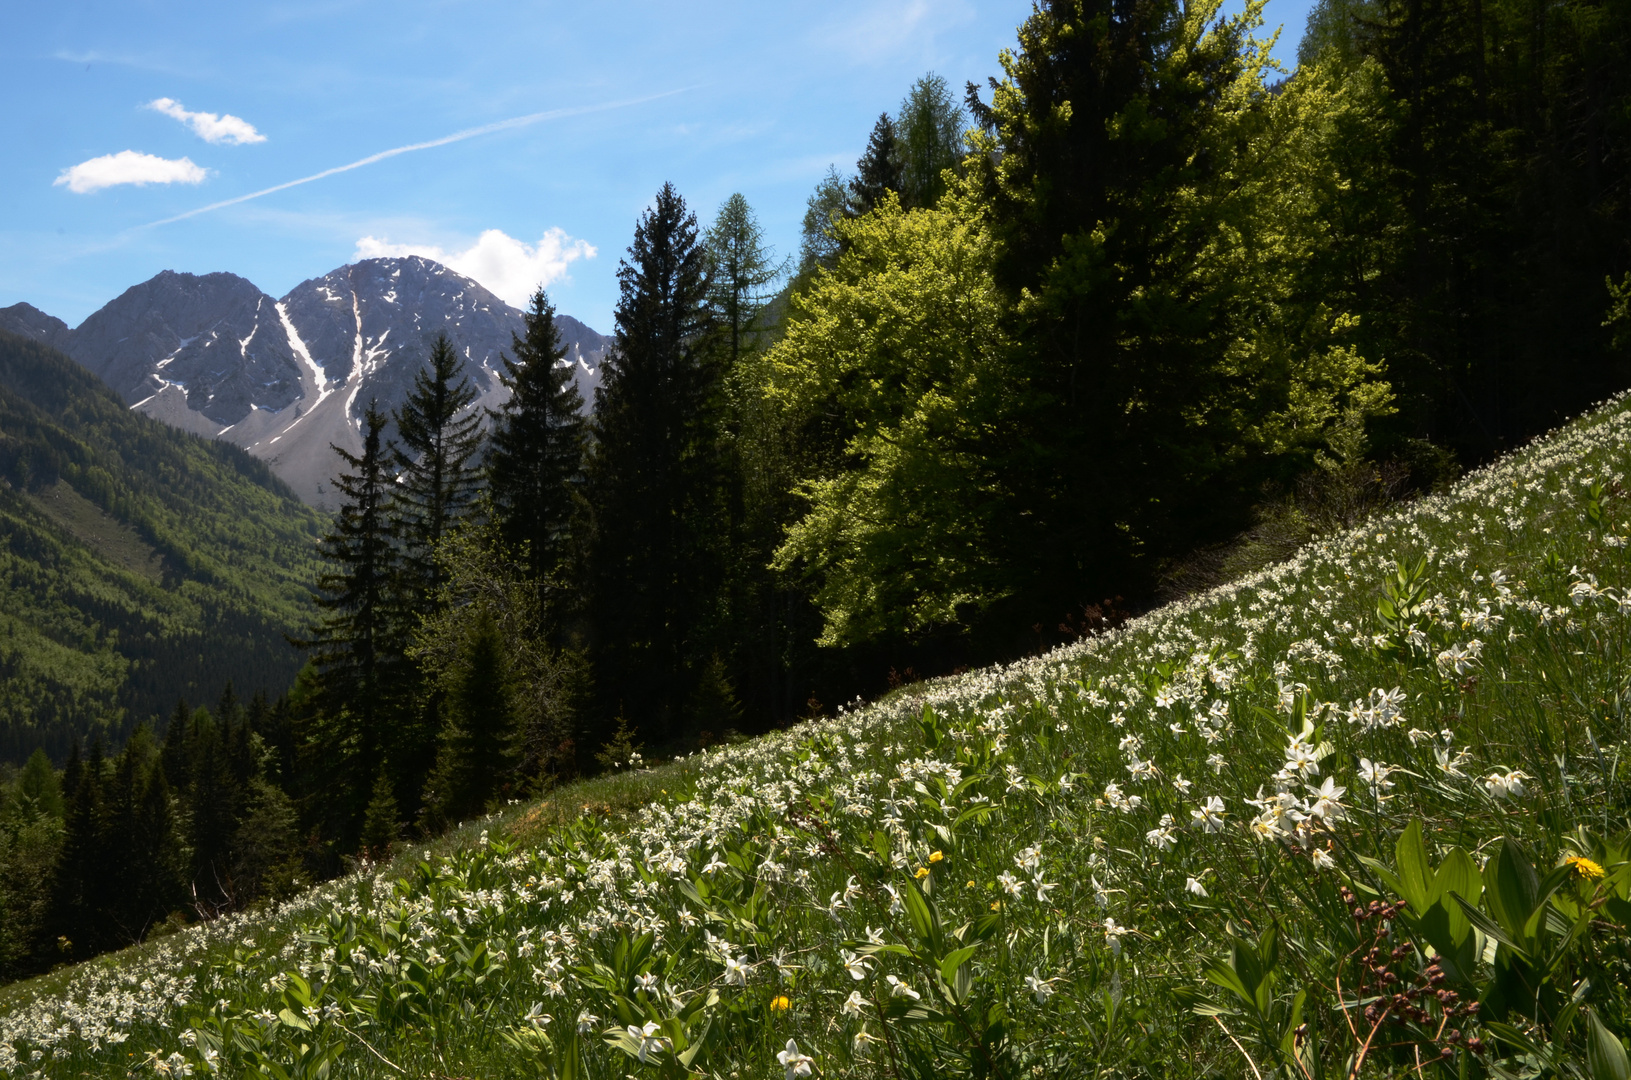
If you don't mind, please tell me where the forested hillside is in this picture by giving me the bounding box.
[0,330,321,761]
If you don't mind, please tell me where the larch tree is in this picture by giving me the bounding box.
[896,73,967,209]
[705,194,782,372]
[797,167,850,279]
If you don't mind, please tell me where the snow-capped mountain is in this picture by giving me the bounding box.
[0,257,609,511]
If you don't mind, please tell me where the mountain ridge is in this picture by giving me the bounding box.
[0,259,610,510]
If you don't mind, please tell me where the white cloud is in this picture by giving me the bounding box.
[353,228,596,307]
[147,97,266,145]
[54,151,209,194]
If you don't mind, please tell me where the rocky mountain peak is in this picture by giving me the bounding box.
[0,259,611,510]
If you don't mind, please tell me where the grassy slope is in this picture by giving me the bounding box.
[5,393,1631,1076]
[0,331,323,759]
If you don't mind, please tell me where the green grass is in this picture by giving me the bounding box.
[6,394,1631,1078]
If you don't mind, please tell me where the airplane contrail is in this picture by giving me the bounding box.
[142,89,687,228]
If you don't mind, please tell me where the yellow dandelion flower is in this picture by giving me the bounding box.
[966,880,976,889]
[929,851,945,864]
[1565,855,1605,880]
[914,866,930,879]
[989,901,1002,911]
[770,995,792,1012]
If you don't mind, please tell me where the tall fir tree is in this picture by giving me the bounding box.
[487,288,586,592]
[587,182,726,746]
[850,113,905,215]
[393,332,483,603]
[298,403,411,846]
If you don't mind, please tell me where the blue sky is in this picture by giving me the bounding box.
[2,0,1315,334]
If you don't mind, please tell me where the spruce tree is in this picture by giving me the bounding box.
[423,609,519,823]
[127,738,184,936]
[962,0,1265,613]
[52,738,103,957]
[487,288,586,591]
[358,766,400,859]
[393,333,483,605]
[186,709,237,911]
[587,182,724,746]
[299,403,411,845]
[850,113,905,215]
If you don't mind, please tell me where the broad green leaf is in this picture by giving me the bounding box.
[1588,1010,1631,1080]
[1395,820,1432,912]
[677,1015,712,1069]
[1203,959,1257,1014]
[1452,894,1528,960]
[1434,848,1481,944]
[1486,839,1540,941]
[940,945,978,986]
[902,879,939,951]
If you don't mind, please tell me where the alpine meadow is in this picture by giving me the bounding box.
[3,0,1631,1076]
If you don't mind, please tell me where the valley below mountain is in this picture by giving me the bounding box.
[0,329,324,758]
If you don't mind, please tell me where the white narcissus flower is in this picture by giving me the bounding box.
[1191,796,1226,832]
[629,1021,670,1063]
[1103,918,1131,955]
[1483,769,1530,800]
[885,974,921,1000]
[1306,776,1348,822]
[1025,968,1056,1003]
[777,1038,814,1079]
[576,1009,599,1034]
[1358,758,1396,799]
[842,990,868,1017]
[722,954,749,987]
[1185,876,1208,898]
[841,950,872,981]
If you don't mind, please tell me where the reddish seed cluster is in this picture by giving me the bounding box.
[1339,887,1486,1058]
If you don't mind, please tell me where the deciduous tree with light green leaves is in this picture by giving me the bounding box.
[765,190,1018,646]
